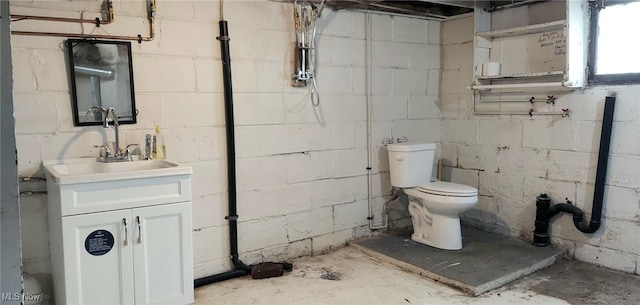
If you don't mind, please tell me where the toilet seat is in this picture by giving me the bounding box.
[417,181,477,197]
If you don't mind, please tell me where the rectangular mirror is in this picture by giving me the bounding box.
[66,39,137,126]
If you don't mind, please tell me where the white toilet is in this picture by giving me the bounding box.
[387,143,478,250]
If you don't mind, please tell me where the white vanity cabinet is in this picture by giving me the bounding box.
[44,160,193,305]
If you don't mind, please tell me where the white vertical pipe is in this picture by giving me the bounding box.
[365,12,374,229]
[366,13,387,230]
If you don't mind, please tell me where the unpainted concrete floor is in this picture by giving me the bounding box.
[194,246,640,305]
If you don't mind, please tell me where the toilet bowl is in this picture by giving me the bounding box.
[387,143,478,250]
[404,181,477,250]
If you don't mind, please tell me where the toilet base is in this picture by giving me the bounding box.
[411,214,463,251]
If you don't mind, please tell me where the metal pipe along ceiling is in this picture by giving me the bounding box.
[10,0,156,43]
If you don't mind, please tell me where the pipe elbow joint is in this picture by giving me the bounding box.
[576,220,601,234]
[232,257,251,271]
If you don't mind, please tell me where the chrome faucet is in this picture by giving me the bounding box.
[87,107,135,162]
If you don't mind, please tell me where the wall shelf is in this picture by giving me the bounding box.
[476,71,564,80]
[469,82,573,91]
[476,20,566,38]
[470,0,589,99]
[473,16,571,94]
[470,1,589,115]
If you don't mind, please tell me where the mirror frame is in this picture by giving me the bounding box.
[65,39,137,126]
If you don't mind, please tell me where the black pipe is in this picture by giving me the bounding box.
[533,194,552,246]
[218,20,250,272]
[194,20,250,288]
[194,269,247,287]
[549,201,591,232]
[533,96,616,246]
[586,95,616,231]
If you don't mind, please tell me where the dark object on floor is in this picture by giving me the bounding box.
[251,262,294,279]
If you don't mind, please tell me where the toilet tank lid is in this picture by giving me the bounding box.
[387,143,436,152]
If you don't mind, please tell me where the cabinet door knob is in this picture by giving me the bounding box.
[136,216,142,244]
[122,218,128,246]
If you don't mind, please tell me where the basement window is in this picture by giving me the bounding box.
[589,0,640,84]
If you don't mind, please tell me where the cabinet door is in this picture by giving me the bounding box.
[132,202,193,304]
[62,209,135,305]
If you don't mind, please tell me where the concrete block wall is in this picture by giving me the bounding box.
[442,10,640,274]
[11,0,441,299]
[367,13,441,229]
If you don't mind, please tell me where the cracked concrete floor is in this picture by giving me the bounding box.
[194,246,640,305]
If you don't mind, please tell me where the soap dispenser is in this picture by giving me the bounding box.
[152,126,166,160]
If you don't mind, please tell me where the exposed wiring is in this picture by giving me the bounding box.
[292,0,325,107]
[310,0,325,107]
[310,17,320,106]
[311,77,320,106]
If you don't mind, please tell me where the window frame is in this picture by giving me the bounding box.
[588,0,640,85]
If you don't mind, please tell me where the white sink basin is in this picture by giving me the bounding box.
[43,158,192,184]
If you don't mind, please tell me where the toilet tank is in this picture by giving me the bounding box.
[387,143,436,188]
